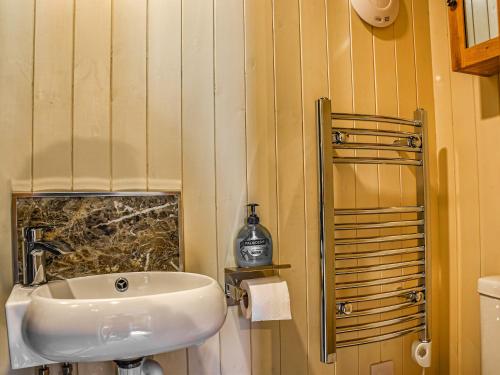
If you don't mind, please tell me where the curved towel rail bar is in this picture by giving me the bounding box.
[335,219,424,230]
[333,156,422,166]
[331,112,422,126]
[336,325,425,348]
[336,286,425,304]
[337,312,425,334]
[316,98,431,363]
[335,233,424,245]
[335,273,425,290]
[335,206,424,215]
[335,246,425,260]
[335,260,425,275]
[336,300,426,319]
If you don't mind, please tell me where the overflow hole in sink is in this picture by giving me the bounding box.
[115,277,129,292]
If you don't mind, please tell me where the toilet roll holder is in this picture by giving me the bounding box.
[224,264,291,306]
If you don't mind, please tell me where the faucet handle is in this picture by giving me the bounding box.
[23,225,54,241]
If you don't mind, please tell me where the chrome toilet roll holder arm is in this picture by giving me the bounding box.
[224,264,291,306]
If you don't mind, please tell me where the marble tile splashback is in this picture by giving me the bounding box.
[13,193,182,282]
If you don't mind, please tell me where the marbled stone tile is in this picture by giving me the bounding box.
[14,193,181,282]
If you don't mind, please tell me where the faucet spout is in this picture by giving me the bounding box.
[22,226,73,286]
[33,241,73,256]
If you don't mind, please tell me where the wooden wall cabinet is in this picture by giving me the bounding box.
[448,0,500,76]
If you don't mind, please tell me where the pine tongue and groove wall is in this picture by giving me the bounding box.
[0,1,438,375]
[428,2,500,375]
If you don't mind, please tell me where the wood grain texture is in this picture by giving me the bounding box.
[182,0,221,373]
[0,0,444,373]
[0,0,34,372]
[244,0,281,373]
[427,2,457,373]
[373,21,404,375]
[214,0,251,373]
[147,0,182,191]
[33,0,74,191]
[273,0,309,373]
[412,1,441,374]
[299,0,330,373]
[111,0,147,190]
[73,0,111,191]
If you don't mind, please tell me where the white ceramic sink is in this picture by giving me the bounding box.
[6,272,227,369]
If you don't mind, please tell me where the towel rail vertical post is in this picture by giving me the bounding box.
[415,108,432,343]
[317,98,336,363]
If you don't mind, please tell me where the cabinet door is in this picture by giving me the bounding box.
[448,0,500,75]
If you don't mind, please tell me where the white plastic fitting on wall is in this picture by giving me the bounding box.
[411,340,431,368]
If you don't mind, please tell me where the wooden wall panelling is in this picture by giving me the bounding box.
[214,0,251,374]
[111,0,147,191]
[147,0,182,191]
[473,74,500,277]
[350,4,380,374]
[244,0,281,373]
[0,0,34,373]
[33,0,74,191]
[298,0,331,373]
[72,0,111,191]
[412,1,442,374]
[182,0,221,373]
[394,2,421,374]
[373,21,404,375]
[147,2,185,372]
[427,1,457,373]
[273,0,309,373]
[447,70,483,375]
[327,0,358,372]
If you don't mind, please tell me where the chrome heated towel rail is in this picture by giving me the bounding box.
[317,98,432,364]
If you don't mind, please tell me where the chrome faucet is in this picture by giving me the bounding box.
[22,226,73,286]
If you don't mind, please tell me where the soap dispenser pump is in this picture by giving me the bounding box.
[235,203,273,268]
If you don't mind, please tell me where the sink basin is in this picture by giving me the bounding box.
[6,272,227,369]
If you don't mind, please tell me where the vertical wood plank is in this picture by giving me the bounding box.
[475,76,500,277]
[111,0,147,191]
[244,0,281,373]
[327,0,358,372]
[373,22,404,375]
[273,0,309,373]
[182,0,221,373]
[412,1,442,374]
[153,350,188,375]
[73,0,111,191]
[147,0,182,191]
[298,0,330,374]
[394,2,421,375]
[350,4,380,374]
[214,0,251,374]
[78,362,114,375]
[33,0,74,191]
[427,1,458,373]
[445,72,481,375]
[148,0,186,368]
[0,0,34,373]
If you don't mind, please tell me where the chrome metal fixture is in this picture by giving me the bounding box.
[317,97,432,363]
[22,226,73,286]
[224,264,291,306]
[115,277,129,292]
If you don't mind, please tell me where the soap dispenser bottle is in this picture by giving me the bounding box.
[235,203,273,268]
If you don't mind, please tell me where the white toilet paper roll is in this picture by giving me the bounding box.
[411,340,431,368]
[239,276,292,321]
